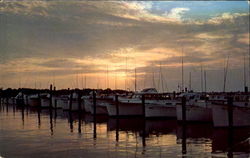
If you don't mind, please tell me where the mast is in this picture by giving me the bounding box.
[84,75,87,89]
[204,70,207,93]
[189,71,191,91]
[249,51,250,88]
[106,65,109,89]
[200,63,203,93]
[160,63,164,92]
[181,47,184,92]
[115,70,117,90]
[134,67,137,92]
[125,56,127,90]
[244,54,246,90]
[223,55,229,92]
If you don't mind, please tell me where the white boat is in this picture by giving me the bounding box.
[56,95,69,109]
[15,92,24,106]
[211,94,250,127]
[40,93,50,108]
[63,92,84,111]
[107,88,165,117]
[176,92,212,122]
[27,94,40,107]
[145,100,178,118]
[83,94,111,115]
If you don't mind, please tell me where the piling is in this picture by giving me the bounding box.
[0,89,1,107]
[227,97,233,128]
[78,92,82,112]
[54,99,57,118]
[38,92,41,108]
[49,84,53,108]
[142,94,145,117]
[69,111,73,133]
[69,91,73,111]
[182,96,186,122]
[54,99,57,109]
[6,97,9,112]
[93,91,97,139]
[115,118,119,142]
[78,110,82,134]
[93,91,96,116]
[115,95,119,116]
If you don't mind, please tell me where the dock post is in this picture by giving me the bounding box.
[49,84,53,109]
[54,99,57,118]
[182,96,186,122]
[6,97,9,112]
[142,94,145,117]
[93,91,97,139]
[69,91,73,111]
[0,95,2,109]
[115,95,119,116]
[78,92,82,112]
[93,91,96,116]
[38,92,41,109]
[227,97,233,128]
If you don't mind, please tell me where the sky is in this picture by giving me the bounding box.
[0,1,249,92]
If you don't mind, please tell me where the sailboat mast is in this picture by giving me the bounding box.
[244,54,246,90]
[204,70,207,93]
[134,67,137,92]
[181,47,184,92]
[160,63,164,92]
[189,72,191,91]
[106,65,109,89]
[223,55,229,92]
[125,56,127,90]
[84,75,87,89]
[201,63,203,93]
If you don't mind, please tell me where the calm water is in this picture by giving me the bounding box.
[0,104,249,158]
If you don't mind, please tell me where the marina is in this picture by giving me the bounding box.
[0,1,249,157]
[0,87,250,157]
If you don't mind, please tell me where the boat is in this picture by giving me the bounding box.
[63,92,83,111]
[107,88,167,117]
[57,95,69,109]
[27,94,40,107]
[211,93,250,127]
[176,92,212,122]
[83,92,111,115]
[40,93,50,108]
[15,92,24,106]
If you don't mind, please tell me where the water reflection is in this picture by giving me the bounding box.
[0,103,249,158]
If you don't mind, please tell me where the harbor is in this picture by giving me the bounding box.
[0,87,250,157]
[0,1,250,157]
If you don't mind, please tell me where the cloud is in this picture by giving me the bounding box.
[163,7,190,21]
[0,1,249,91]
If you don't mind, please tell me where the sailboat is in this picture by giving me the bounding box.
[211,55,250,127]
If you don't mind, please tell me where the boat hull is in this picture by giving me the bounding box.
[176,104,212,122]
[212,104,250,127]
[84,99,108,115]
[145,104,176,118]
[106,102,143,116]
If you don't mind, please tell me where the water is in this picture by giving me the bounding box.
[0,104,249,158]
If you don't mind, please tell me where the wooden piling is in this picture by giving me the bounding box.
[115,95,119,116]
[49,84,53,108]
[227,97,233,128]
[93,91,97,139]
[142,94,145,117]
[38,92,41,108]
[69,91,73,111]
[182,96,186,122]
[93,91,96,116]
[78,92,82,112]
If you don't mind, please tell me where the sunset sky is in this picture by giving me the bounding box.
[0,1,249,92]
